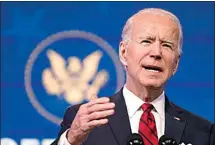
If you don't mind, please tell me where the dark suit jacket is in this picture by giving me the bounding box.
[210,124,215,145]
[52,89,213,145]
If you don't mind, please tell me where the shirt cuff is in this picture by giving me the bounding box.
[58,129,72,145]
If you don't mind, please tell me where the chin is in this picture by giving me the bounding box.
[140,79,164,89]
[146,84,162,89]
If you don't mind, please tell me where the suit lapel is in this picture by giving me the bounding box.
[108,88,132,145]
[107,90,187,144]
[165,97,186,144]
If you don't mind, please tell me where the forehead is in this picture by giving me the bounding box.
[132,13,179,40]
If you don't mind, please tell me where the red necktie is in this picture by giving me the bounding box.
[139,103,158,145]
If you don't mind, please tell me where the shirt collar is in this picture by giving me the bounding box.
[123,85,165,120]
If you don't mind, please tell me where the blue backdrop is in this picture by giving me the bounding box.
[1,2,214,145]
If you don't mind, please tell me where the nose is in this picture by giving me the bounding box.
[150,42,162,60]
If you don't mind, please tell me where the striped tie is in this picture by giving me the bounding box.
[138,103,158,145]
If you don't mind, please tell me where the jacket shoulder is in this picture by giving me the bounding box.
[67,103,82,112]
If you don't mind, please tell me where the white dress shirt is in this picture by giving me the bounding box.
[58,129,71,145]
[123,86,165,139]
[58,86,165,145]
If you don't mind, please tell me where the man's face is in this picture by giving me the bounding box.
[120,13,180,89]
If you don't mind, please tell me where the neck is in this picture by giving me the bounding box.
[125,79,164,102]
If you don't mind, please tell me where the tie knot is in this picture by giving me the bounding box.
[141,103,153,112]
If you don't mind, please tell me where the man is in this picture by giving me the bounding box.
[52,8,213,145]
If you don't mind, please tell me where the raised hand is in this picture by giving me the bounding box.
[67,95,115,145]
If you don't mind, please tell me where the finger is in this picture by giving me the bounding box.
[87,97,110,107]
[90,94,97,100]
[87,118,109,130]
[77,104,89,115]
[88,102,115,114]
[88,109,114,121]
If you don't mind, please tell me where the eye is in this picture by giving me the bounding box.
[162,43,172,49]
[140,39,151,44]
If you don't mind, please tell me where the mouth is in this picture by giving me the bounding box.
[142,65,163,73]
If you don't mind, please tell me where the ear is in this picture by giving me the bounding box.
[172,55,180,75]
[119,41,128,66]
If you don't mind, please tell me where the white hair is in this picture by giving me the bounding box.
[121,8,183,55]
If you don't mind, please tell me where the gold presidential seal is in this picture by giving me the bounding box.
[24,30,125,125]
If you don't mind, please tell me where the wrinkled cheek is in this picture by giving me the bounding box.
[165,70,173,80]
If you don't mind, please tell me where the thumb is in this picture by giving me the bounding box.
[90,94,98,100]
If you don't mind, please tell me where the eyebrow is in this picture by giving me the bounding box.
[137,35,176,46]
[138,36,156,40]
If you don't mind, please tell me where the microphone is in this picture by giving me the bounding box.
[127,133,144,145]
[159,135,178,145]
